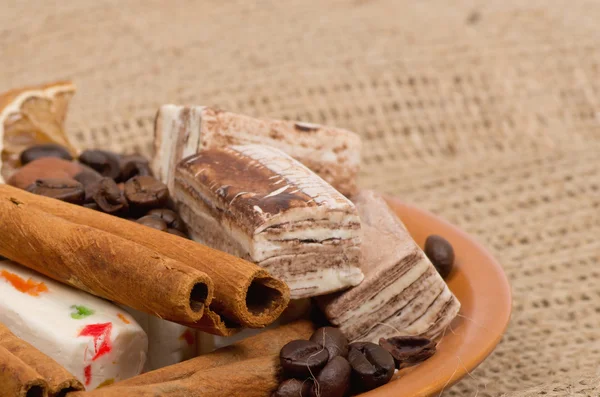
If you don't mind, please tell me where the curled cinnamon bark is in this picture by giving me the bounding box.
[0,345,48,397]
[116,320,314,387]
[0,323,84,397]
[0,187,210,324]
[70,356,281,397]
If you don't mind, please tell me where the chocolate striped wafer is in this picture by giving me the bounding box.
[152,105,361,196]
[317,190,460,342]
[174,144,364,299]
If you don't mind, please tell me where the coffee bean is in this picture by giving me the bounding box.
[137,215,168,232]
[20,144,73,165]
[119,154,153,181]
[348,342,395,392]
[91,177,129,214]
[74,168,104,202]
[83,202,100,211]
[424,235,455,279]
[166,228,188,238]
[280,339,329,378]
[310,327,349,361]
[272,378,312,397]
[379,336,436,369]
[74,168,103,186]
[147,208,186,232]
[124,176,169,211]
[8,158,83,189]
[310,356,351,397]
[78,150,121,180]
[26,178,85,204]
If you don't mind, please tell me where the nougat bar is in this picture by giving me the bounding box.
[318,191,460,342]
[152,105,361,196]
[124,308,197,371]
[0,260,147,390]
[174,144,364,299]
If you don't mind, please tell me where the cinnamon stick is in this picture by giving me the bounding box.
[0,345,48,397]
[185,306,242,337]
[70,356,281,397]
[0,185,289,329]
[0,190,210,324]
[114,319,314,387]
[0,323,83,396]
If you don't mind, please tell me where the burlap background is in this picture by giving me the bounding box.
[2,0,600,395]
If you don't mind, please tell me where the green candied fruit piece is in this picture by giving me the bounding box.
[70,305,95,319]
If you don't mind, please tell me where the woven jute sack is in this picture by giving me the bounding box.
[2,0,600,395]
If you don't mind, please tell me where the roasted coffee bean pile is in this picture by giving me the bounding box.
[424,235,455,279]
[274,327,437,397]
[275,327,352,397]
[9,144,189,239]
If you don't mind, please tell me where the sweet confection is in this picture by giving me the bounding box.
[0,259,148,390]
[318,190,461,342]
[174,144,364,299]
[152,105,361,196]
[125,308,197,371]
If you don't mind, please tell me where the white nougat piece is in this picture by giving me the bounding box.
[174,144,364,299]
[0,260,148,390]
[317,191,460,342]
[124,308,197,371]
[152,105,361,196]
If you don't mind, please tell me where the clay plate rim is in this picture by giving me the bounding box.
[358,197,512,397]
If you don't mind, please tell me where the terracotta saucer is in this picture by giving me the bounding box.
[360,197,512,397]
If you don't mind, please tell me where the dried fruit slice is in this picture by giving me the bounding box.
[0,81,78,182]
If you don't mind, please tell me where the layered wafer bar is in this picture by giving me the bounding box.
[152,105,361,195]
[317,190,460,342]
[174,144,364,299]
